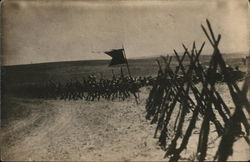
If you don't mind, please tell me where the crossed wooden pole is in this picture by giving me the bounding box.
[145,19,250,162]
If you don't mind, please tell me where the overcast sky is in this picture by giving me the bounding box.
[1,0,249,65]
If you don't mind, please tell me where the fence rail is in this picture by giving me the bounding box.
[145,19,249,162]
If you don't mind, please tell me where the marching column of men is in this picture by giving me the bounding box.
[13,74,154,102]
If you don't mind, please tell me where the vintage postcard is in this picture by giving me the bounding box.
[1,0,249,161]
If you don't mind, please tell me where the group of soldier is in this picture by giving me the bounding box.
[13,74,154,102]
[8,52,245,104]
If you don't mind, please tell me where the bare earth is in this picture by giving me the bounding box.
[1,87,249,161]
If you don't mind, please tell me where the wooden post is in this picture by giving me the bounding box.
[122,45,132,78]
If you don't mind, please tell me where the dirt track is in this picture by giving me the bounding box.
[1,88,166,161]
[1,87,249,161]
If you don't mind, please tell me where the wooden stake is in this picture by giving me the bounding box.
[122,45,132,78]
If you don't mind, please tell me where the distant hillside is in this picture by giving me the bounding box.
[1,58,157,87]
[1,53,246,88]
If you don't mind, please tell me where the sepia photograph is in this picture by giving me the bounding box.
[0,0,249,161]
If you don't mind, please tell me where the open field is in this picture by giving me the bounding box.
[1,54,249,161]
[1,53,247,87]
[1,86,249,161]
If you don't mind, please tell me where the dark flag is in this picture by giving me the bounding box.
[104,49,126,66]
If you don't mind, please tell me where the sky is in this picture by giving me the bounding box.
[1,0,249,65]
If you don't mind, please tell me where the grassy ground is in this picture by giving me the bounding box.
[1,53,246,86]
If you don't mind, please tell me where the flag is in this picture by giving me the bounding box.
[104,49,126,66]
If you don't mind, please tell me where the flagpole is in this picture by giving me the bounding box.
[122,45,132,78]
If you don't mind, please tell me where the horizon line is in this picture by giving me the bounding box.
[2,52,248,67]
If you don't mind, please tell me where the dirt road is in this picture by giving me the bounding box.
[1,88,166,161]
